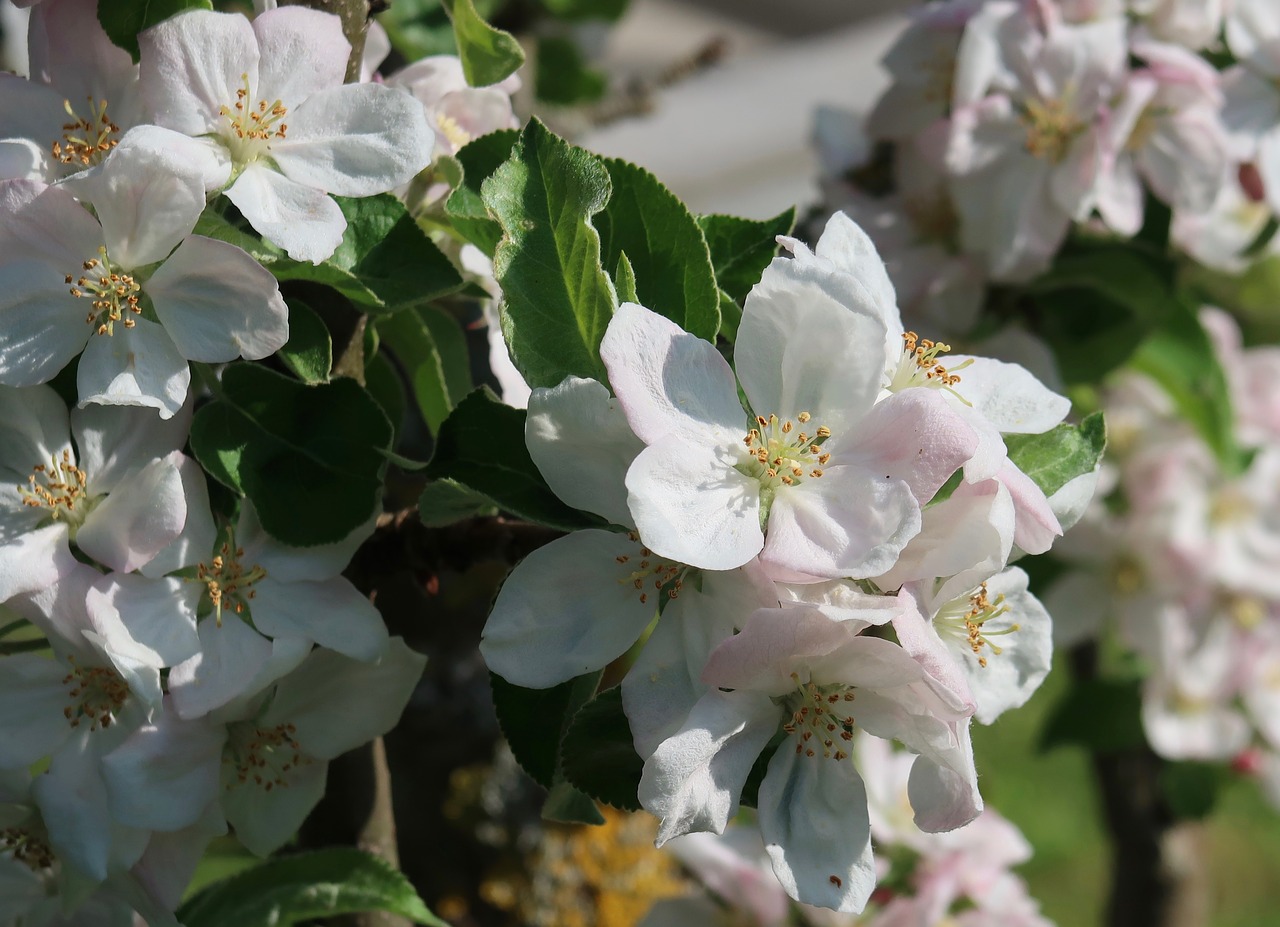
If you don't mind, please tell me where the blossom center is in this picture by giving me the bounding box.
[225,720,309,791]
[435,112,471,150]
[66,247,142,336]
[61,656,129,731]
[17,450,91,527]
[738,411,832,500]
[219,72,289,163]
[1,827,55,871]
[934,583,1018,668]
[782,673,856,761]
[194,539,267,625]
[51,97,120,168]
[1209,485,1253,526]
[614,532,683,606]
[1021,97,1084,163]
[886,331,972,398]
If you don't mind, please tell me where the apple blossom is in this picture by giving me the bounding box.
[137,6,435,263]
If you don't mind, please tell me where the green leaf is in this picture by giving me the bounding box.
[598,158,719,342]
[535,36,607,105]
[1129,299,1240,473]
[716,289,743,343]
[98,0,212,60]
[440,0,525,87]
[1161,762,1225,820]
[444,129,520,256]
[1031,244,1174,384]
[560,686,643,811]
[378,308,471,435]
[363,351,408,440]
[1003,412,1106,499]
[1039,678,1146,754]
[278,299,332,385]
[491,670,602,787]
[697,208,795,305]
[538,0,628,21]
[417,478,498,526]
[482,119,617,388]
[614,252,638,304]
[542,780,605,825]
[177,848,447,927]
[190,364,392,546]
[284,195,464,314]
[425,388,603,530]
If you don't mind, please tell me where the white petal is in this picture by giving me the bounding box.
[962,568,1053,725]
[481,530,658,688]
[147,235,289,362]
[224,163,347,263]
[71,396,190,493]
[251,6,348,110]
[763,466,920,580]
[757,746,876,913]
[248,576,388,661]
[86,572,200,668]
[907,731,983,832]
[638,689,778,845]
[138,9,259,138]
[0,654,72,768]
[168,617,272,720]
[76,450,186,573]
[601,302,745,446]
[101,709,225,831]
[76,318,191,419]
[141,455,217,578]
[625,436,763,571]
[948,356,1070,434]
[235,500,375,583]
[272,83,434,196]
[262,637,425,760]
[526,377,643,527]
[223,759,326,857]
[0,520,73,603]
[736,254,886,431]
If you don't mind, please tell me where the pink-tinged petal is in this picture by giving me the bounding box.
[76,450,186,573]
[168,617,272,720]
[907,732,983,832]
[142,456,216,578]
[525,377,644,527]
[893,589,976,713]
[60,127,212,269]
[272,82,433,197]
[146,235,289,362]
[947,355,1070,434]
[86,573,200,668]
[625,436,763,571]
[223,759,327,857]
[138,9,259,137]
[71,393,190,493]
[757,746,876,913]
[638,689,778,845]
[736,255,887,431]
[262,638,425,760]
[76,318,191,419]
[601,302,745,446]
[763,465,920,580]
[101,709,225,831]
[482,530,658,688]
[846,390,979,503]
[779,580,904,629]
[877,481,1013,602]
[623,562,777,757]
[249,576,388,662]
[251,6,348,110]
[224,163,347,263]
[994,458,1061,555]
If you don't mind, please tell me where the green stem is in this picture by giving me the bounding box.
[0,618,29,639]
[0,638,51,656]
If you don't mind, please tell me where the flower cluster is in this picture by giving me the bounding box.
[481,210,1091,913]
[1046,307,1280,794]
[0,0,486,919]
[820,0,1280,300]
[638,735,1050,927]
